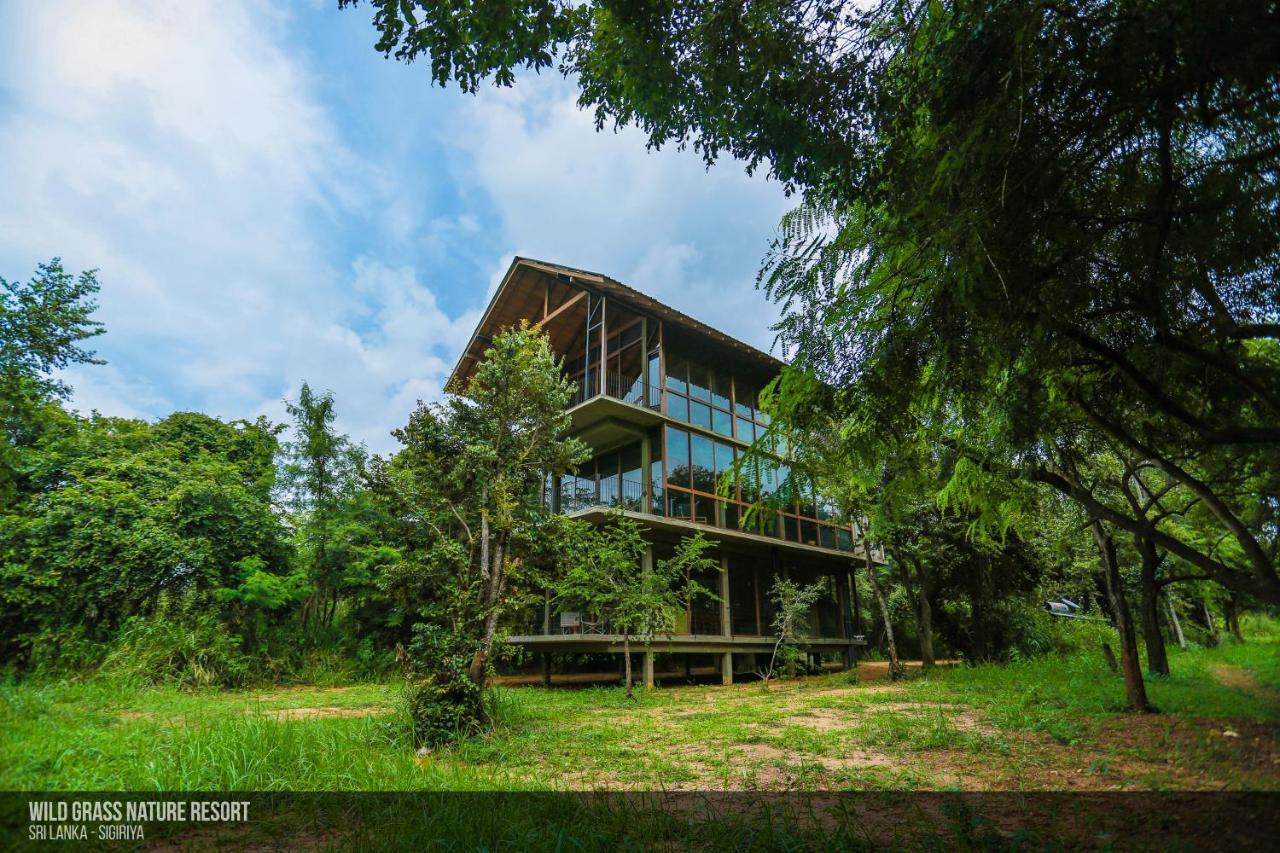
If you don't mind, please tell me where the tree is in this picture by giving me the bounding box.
[759,1,1280,605]
[0,412,289,665]
[385,322,589,691]
[282,383,368,630]
[348,0,1280,605]
[555,515,718,697]
[762,576,824,684]
[1,259,103,502]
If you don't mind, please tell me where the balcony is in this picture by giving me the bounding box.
[564,372,665,447]
[567,371,662,410]
[560,477,647,514]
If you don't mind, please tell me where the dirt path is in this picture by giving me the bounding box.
[1210,664,1280,704]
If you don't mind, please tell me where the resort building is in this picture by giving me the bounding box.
[447,258,879,686]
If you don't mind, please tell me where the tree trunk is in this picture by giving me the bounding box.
[1166,593,1187,649]
[1203,600,1220,646]
[1136,536,1170,676]
[1092,521,1155,713]
[468,536,507,689]
[895,554,934,668]
[970,553,992,661]
[623,635,633,699]
[1225,594,1244,642]
[917,586,935,669]
[865,546,902,679]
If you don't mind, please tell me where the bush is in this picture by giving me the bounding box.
[404,672,486,748]
[101,614,249,689]
[404,624,488,747]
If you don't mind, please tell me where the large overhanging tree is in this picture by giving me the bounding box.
[347,0,1280,604]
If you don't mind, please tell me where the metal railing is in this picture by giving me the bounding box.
[567,371,661,410]
[559,477,647,514]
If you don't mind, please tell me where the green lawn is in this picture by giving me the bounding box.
[3,623,1277,794]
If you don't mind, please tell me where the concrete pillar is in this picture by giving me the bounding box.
[721,651,734,685]
[644,650,655,689]
[719,556,731,638]
[640,431,652,511]
[541,653,552,687]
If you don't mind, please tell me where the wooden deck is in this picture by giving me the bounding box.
[506,632,864,654]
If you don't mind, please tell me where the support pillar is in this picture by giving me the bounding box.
[644,650,655,689]
[541,653,552,687]
[719,556,731,639]
[721,651,733,685]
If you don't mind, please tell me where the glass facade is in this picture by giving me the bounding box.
[657,423,858,552]
[543,282,861,555]
[559,440,645,513]
[663,347,769,442]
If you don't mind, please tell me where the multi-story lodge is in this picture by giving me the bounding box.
[447,258,878,686]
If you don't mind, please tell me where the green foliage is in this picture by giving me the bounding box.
[1,258,104,505]
[281,382,383,633]
[0,411,291,666]
[0,262,316,676]
[404,626,486,746]
[556,515,719,646]
[376,322,589,688]
[763,577,825,680]
[101,613,249,690]
[757,1,1280,602]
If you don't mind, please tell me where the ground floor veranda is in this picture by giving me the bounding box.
[507,511,871,687]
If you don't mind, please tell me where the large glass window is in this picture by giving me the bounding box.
[665,425,690,489]
[663,347,737,439]
[621,444,642,510]
[728,560,760,635]
[712,373,731,410]
[667,394,688,422]
[665,353,688,394]
[688,361,712,402]
[650,428,664,516]
[669,489,691,520]
[713,442,734,478]
[690,401,712,430]
[690,434,715,493]
[713,407,733,437]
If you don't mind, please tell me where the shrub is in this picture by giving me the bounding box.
[404,672,486,748]
[404,624,486,747]
[101,613,249,689]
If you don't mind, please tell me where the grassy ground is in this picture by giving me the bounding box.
[3,622,1277,794]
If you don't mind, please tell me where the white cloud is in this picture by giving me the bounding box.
[0,1,793,455]
[0,0,451,451]
[450,75,791,351]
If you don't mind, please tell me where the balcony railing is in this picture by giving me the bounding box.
[560,477,647,514]
[567,371,662,410]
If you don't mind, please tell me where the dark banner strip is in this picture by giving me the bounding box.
[2,791,1278,851]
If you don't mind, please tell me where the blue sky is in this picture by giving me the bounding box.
[0,0,790,451]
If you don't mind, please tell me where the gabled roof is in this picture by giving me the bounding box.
[446,256,784,391]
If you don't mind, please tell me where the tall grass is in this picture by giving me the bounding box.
[3,618,1276,795]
